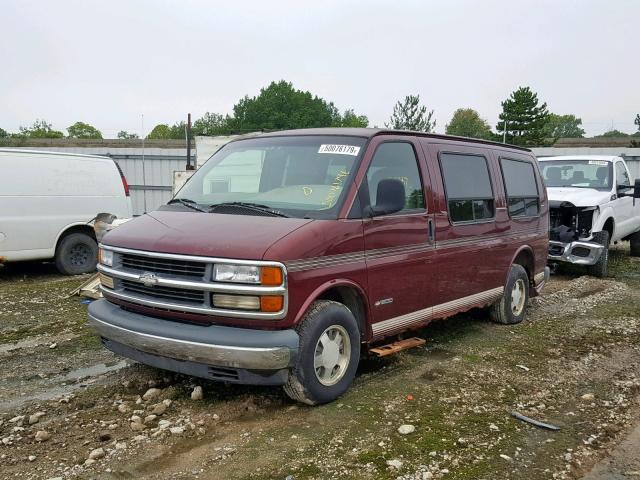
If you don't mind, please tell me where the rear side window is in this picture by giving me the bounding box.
[440,153,494,223]
[366,142,425,212]
[500,158,540,217]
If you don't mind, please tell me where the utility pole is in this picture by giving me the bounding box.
[186,113,194,170]
[141,114,147,213]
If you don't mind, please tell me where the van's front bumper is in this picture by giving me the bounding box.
[548,240,603,266]
[88,299,299,385]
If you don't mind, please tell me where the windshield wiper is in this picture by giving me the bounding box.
[209,202,290,218]
[167,198,208,212]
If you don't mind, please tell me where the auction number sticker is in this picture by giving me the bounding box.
[588,160,608,165]
[318,144,361,156]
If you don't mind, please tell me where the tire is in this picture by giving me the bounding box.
[284,300,361,405]
[55,232,98,275]
[630,231,640,257]
[587,231,610,278]
[490,264,529,325]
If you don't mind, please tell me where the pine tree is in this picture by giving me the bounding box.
[386,95,435,132]
[496,87,549,146]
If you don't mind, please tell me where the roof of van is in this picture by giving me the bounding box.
[0,148,111,161]
[538,155,621,162]
[248,128,532,152]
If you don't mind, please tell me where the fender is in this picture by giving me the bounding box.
[292,278,371,336]
[506,244,535,292]
[592,207,615,239]
[54,221,95,251]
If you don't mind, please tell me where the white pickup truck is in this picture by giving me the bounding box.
[538,155,640,277]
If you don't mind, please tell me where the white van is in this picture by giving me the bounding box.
[0,149,132,274]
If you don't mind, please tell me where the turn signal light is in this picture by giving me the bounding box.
[261,266,283,286]
[98,273,114,289]
[260,295,284,312]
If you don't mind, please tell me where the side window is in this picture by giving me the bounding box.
[616,162,631,187]
[440,153,494,223]
[500,158,540,217]
[366,142,425,212]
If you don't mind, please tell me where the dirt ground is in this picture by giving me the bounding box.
[1,247,639,480]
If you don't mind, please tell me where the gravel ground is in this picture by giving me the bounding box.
[0,248,639,480]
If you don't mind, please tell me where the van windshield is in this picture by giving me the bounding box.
[540,160,613,191]
[175,135,366,219]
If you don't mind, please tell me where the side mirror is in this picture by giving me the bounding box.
[618,179,640,205]
[366,178,406,217]
[634,179,640,205]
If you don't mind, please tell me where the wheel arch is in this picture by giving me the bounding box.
[508,245,535,292]
[54,223,96,254]
[293,279,371,341]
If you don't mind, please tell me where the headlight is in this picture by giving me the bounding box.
[213,264,284,285]
[99,248,113,267]
[214,264,260,284]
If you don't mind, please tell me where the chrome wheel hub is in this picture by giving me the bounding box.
[511,279,526,316]
[314,325,351,386]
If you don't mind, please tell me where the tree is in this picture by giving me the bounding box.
[445,108,493,139]
[386,95,435,132]
[635,114,640,133]
[597,129,629,138]
[192,112,232,136]
[543,114,585,140]
[0,127,7,138]
[336,109,369,128]
[230,80,360,131]
[117,130,139,139]
[146,122,185,140]
[18,119,64,138]
[496,87,549,146]
[66,121,103,139]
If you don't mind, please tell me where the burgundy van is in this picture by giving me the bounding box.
[89,128,550,404]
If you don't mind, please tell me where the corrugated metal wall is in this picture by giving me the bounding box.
[5,146,190,215]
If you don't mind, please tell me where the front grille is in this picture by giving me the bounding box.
[121,253,206,278]
[121,279,205,305]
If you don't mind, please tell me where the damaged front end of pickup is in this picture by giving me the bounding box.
[548,201,603,266]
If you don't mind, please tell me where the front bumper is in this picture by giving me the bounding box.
[548,240,603,265]
[88,299,299,385]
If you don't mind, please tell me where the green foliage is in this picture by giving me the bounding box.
[386,94,435,132]
[66,121,103,139]
[635,114,640,132]
[597,129,629,138]
[192,112,232,136]
[543,113,585,140]
[496,87,549,146]
[336,109,368,128]
[0,127,7,138]
[18,119,64,138]
[445,108,493,139]
[117,130,139,139]
[230,80,362,131]
[146,122,185,140]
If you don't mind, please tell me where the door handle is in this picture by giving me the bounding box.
[428,218,434,243]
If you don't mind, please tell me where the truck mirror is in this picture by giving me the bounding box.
[366,179,406,217]
[634,179,640,205]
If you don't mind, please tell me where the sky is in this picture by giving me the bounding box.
[1,0,638,138]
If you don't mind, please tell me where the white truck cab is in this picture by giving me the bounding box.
[0,149,132,274]
[539,155,640,277]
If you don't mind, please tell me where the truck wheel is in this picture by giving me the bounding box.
[55,232,98,275]
[587,231,610,278]
[630,231,640,257]
[490,264,529,325]
[284,301,360,405]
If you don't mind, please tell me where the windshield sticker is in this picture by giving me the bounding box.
[323,168,350,208]
[588,160,608,165]
[318,144,361,156]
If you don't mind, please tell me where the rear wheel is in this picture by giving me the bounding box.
[587,231,610,278]
[284,301,360,405]
[629,231,640,257]
[490,264,529,325]
[55,232,98,275]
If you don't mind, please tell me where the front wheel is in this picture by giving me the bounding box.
[587,231,610,278]
[490,264,529,325]
[629,230,640,257]
[55,232,98,275]
[284,301,360,405]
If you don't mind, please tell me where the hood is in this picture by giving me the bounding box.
[102,210,313,260]
[546,187,611,208]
